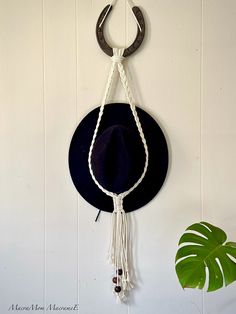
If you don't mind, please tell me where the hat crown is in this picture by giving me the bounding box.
[91,125,145,194]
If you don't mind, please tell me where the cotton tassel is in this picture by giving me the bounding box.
[108,195,133,303]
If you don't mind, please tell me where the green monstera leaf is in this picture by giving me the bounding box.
[175,221,236,292]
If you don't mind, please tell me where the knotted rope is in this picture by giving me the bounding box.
[88,48,149,302]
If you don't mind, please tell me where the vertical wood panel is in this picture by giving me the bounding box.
[202,0,236,313]
[43,0,78,309]
[0,0,44,310]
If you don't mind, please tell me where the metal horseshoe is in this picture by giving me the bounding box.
[96,4,145,58]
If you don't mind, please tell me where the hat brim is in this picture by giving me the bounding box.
[68,103,169,213]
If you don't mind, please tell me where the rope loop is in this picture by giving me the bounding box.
[88,47,149,202]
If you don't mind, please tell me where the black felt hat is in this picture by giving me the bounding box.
[69,103,168,213]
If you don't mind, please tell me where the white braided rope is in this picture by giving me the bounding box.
[88,48,149,302]
[88,48,149,200]
[116,54,149,198]
[87,52,118,199]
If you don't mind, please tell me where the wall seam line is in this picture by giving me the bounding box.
[75,0,79,312]
[41,0,47,312]
[200,0,205,313]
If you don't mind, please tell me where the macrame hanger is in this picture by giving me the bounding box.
[91,2,147,303]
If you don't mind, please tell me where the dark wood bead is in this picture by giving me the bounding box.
[114,286,122,293]
[116,269,123,276]
[112,277,118,284]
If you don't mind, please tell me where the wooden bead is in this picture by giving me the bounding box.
[112,277,118,284]
[114,286,122,293]
[116,269,123,276]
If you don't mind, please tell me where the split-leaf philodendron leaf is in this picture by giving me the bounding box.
[175,221,236,292]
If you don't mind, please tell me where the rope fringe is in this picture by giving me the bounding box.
[108,195,133,302]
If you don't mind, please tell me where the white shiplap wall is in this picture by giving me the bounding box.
[0,0,236,313]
